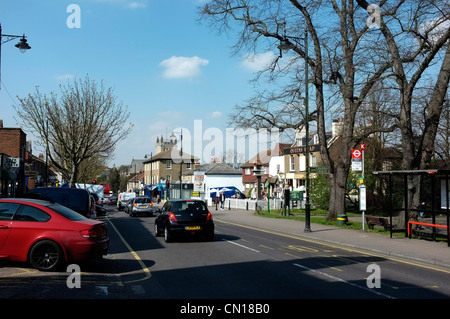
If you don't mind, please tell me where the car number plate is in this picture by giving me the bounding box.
[185,226,201,230]
[139,205,147,208]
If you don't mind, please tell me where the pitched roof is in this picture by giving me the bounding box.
[241,143,292,168]
[143,148,199,163]
[184,162,241,176]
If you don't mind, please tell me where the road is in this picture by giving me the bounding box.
[1,205,450,305]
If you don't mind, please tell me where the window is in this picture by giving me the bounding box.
[0,203,20,221]
[135,197,151,204]
[245,168,251,175]
[311,155,317,167]
[13,205,51,222]
[166,160,172,170]
[172,200,208,213]
[186,162,191,169]
[290,156,295,172]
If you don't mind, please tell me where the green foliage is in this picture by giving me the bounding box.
[309,174,330,210]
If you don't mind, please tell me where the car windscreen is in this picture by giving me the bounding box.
[135,198,150,204]
[172,201,208,213]
[48,203,87,221]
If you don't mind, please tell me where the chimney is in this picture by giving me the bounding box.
[0,120,3,128]
[332,118,344,138]
[39,153,44,161]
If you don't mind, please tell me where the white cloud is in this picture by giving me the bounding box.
[241,51,276,72]
[92,0,147,9]
[55,74,75,81]
[160,56,209,79]
[211,111,222,118]
[127,1,146,9]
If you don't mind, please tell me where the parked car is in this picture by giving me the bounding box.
[90,193,106,217]
[127,196,155,217]
[154,199,214,242]
[24,187,96,219]
[0,198,109,271]
[106,194,117,205]
[94,201,107,217]
[90,193,102,206]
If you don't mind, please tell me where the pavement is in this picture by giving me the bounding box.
[210,207,450,270]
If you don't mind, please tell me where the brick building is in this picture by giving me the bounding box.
[0,120,27,196]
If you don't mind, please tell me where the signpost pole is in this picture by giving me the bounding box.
[360,184,367,231]
[359,143,366,230]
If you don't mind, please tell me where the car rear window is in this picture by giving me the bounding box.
[49,203,87,221]
[135,198,150,204]
[172,201,207,213]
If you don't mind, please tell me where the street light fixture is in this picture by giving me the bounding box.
[277,38,295,57]
[278,28,311,233]
[170,129,183,199]
[15,35,31,53]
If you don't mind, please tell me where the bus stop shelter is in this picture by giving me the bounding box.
[372,169,450,247]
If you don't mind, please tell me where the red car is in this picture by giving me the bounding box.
[0,198,109,271]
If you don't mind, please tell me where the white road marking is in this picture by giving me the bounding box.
[292,263,395,299]
[223,239,260,253]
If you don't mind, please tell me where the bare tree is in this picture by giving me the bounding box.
[357,0,450,215]
[201,0,396,220]
[16,76,133,187]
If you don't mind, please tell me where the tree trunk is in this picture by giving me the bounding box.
[69,165,79,188]
[327,166,348,220]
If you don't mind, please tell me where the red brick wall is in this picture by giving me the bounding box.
[0,128,26,158]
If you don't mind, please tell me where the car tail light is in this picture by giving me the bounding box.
[134,203,138,207]
[206,211,213,221]
[168,212,177,223]
[81,229,98,240]
[81,226,107,241]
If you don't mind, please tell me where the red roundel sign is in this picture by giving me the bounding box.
[352,149,362,159]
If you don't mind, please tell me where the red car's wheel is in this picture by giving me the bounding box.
[29,240,64,271]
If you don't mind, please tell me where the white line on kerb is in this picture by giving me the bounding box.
[292,263,396,299]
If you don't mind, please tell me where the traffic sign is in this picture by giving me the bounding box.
[352,149,362,159]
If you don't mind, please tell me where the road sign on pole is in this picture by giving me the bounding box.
[352,149,362,171]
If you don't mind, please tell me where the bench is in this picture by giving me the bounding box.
[366,216,393,231]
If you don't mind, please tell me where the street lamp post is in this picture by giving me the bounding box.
[0,24,31,98]
[0,24,31,197]
[278,28,311,233]
[170,129,183,199]
[144,153,153,202]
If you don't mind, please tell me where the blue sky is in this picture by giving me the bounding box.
[0,0,278,166]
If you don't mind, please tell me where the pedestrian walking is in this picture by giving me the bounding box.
[220,191,225,210]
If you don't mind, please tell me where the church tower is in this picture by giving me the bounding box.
[155,135,177,153]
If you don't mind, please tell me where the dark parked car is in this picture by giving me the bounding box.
[24,187,96,219]
[90,193,106,216]
[127,196,155,217]
[106,194,117,205]
[0,198,109,271]
[154,199,214,242]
